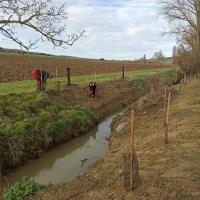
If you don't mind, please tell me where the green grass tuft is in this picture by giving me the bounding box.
[3,176,46,200]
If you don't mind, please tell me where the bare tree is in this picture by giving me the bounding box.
[153,50,165,64]
[160,0,199,48]
[172,46,177,64]
[160,0,200,73]
[143,54,146,63]
[0,0,85,50]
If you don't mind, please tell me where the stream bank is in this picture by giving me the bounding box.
[6,110,124,186]
[0,70,181,171]
[2,70,184,199]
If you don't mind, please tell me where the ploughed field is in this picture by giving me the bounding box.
[0,52,173,83]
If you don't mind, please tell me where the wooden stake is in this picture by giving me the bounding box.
[166,93,171,124]
[66,67,71,86]
[56,67,58,79]
[130,110,134,189]
[95,72,96,82]
[179,80,182,93]
[163,86,167,123]
[165,93,171,144]
[122,66,125,79]
[175,70,177,83]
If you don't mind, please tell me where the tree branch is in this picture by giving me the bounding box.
[0,0,85,50]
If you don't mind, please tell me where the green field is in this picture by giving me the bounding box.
[0,67,177,95]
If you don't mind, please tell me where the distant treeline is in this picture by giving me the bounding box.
[0,47,80,59]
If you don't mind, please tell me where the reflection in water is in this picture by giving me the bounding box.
[6,113,116,185]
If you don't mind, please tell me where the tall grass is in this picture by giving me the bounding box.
[0,92,95,168]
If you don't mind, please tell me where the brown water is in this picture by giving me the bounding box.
[5,112,120,186]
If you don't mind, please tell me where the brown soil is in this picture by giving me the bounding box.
[49,79,137,121]
[28,79,200,200]
[0,52,173,83]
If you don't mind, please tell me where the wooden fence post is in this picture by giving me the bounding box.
[66,67,71,86]
[56,67,58,79]
[123,110,140,191]
[163,86,167,123]
[175,70,177,83]
[130,110,140,190]
[130,110,134,189]
[164,93,171,144]
[122,66,125,79]
[180,80,182,93]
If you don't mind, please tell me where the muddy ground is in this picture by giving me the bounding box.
[48,79,137,120]
[27,79,200,200]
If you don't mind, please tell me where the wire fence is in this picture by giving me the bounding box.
[0,67,176,95]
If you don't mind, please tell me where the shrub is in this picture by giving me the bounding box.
[3,177,45,200]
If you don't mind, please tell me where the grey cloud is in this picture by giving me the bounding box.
[0,0,175,59]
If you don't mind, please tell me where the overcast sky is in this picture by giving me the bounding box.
[0,0,176,60]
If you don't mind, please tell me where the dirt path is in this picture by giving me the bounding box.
[28,79,200,200]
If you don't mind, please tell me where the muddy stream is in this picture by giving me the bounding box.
[5,111,125,186]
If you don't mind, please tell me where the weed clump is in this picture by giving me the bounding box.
[3,176,46,200]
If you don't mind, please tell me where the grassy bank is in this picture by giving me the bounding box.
[0,93,95,168]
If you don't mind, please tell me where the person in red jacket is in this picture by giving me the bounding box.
[32,68,49,91]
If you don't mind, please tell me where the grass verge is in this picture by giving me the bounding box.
[0,67,177,95]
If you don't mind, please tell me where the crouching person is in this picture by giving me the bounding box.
[32,68,49,91]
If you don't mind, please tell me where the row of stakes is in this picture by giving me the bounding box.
[55,66,125,90]
[124,72,200,190]
[123,85,175,190]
